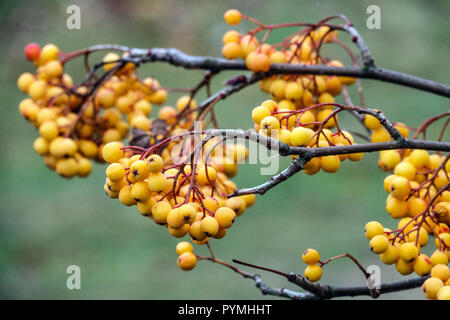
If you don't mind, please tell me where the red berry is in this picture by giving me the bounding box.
[25,43,41,61]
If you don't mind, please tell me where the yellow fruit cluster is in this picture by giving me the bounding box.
[301,248,323,282]
[251,99,363,174]
[103,139,255,246]
[18,44,170,178]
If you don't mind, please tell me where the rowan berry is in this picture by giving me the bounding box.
[177,252,197,271]
[29,79,47,100]
[178,204,197,224]
[200,216,220,237]
[364,114,382,130]
[364,221,384,239]
[130,160,150,181]
[151,201,171,224]
[225,197,246,216]
[169,224,189,238]
[290,127,313,147]
[430,250,449,266]
[395,258,414,275]
[422,277,444,300]
[399,242,419,262]
[214,207,236,229]
[102,141,124,163]
[371,128,391,143]
[33,137,49,155]
[389,176,411,200]
[431,264,450,282]
[222,30,240,44]
[137,197,156,217]
[24,42,40,61]
[320,155,340,173]
[119,185,137,207]
[251,106,271,124]
[409,150,429,169]
[176,241,194,255]
[76,158,92,177]
[40,44,59,63]
[189,221,207,241]
[224,9,242,25]
[380,245,400,265]
[167,208,186,229]
[386,195,408,219]
[394,161,416,181]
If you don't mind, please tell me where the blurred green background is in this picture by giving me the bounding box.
[0,0,448,299]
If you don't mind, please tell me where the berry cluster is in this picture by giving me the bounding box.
[103,136,255,247]
[222,9,354,115]
[251,99,363,174]
[17,43,168,178]
[364,151,449,298]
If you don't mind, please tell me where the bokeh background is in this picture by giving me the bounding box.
[0,0,448,299]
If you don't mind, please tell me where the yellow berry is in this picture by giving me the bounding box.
[386,195,409,219]
[40,44,59,63]
[214,207,236,229]
[364,114,382,130]
[200,216,220,237]
[413,254,432,276]
[44,60,63,78]
[151,201,172,224]
[399,242,419,263]
[39,121,59,141]
[176,241,194,255]
[222,30,240,44]
[119,185,136,206]
[147,154,164,173]
[320,155,341,173]
[224,9,242,25]
[106,163,125,182]
[364,221,384,239]
[251,106,271,124]
[102,142,124,163]
[389,176,411,200]
[177,252,197,271]
[380,245,400,265]
[290,127,313,147]
[129,160,149,181]
[304,264,322,282]
[430,250,449,266]
[394,162,416,181]
[422,277,444,300]
[56,158,77,178]
[409,150,429,169]
[147,172,169,192]
[395,258,414,275]
[371,128,391,143]
[131,181,152,202]
[17,72,35,92]
[369,235,389,254]
[33,137,49,155]
[167,208,185,229]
